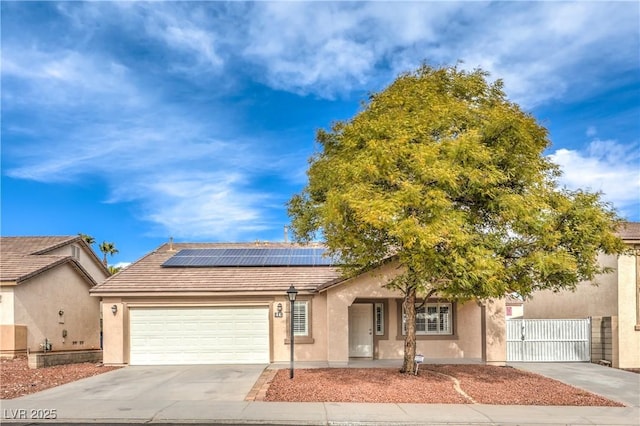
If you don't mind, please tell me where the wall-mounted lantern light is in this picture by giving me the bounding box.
[111,304,118,315]
[275,302,283,318]
[286,285,298,379]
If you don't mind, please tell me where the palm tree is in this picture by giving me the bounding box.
[99,241,119,266]
[78,233,95,245]
[108,265,122,275]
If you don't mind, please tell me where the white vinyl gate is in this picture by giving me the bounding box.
[507,319,591,362]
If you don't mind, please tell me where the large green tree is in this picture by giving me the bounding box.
[288,65,625,373]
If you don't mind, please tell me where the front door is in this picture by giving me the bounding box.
[349,303,373,357]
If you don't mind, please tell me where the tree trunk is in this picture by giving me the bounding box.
[401,286,417,373]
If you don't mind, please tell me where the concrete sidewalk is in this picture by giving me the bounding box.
[2,400,638,425]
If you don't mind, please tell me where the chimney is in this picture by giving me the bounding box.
[168,236,175,252]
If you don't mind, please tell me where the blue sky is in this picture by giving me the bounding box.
[2,1,639,267]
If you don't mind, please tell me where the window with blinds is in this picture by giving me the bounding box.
[375,303,384,335]
[403,302,452,335]
[293,301,308,336]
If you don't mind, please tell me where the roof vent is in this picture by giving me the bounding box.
[168,237,176,252]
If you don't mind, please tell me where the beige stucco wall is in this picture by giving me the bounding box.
[523,253,619,319]
[522,251,640,369]
[323,262,501,365]
[616,253,639,369]
[272,293,329,363]
[326,262,402,365]
[13,263,101,353]
[375,300,484,360]
[101,298,125,364]
[484,298,507,365]
[47,243,109,284]
[0,324,27,356]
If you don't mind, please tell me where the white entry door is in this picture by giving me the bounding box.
[349,304,373,357]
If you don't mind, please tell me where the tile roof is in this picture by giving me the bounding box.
[618,222,640,242]
[0,236,79,254]
[0,253,70,282]
[91,242,343,295]
[0,236,97,284]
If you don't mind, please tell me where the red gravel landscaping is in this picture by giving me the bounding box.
[264,365,625,406]
[1,357,120,400]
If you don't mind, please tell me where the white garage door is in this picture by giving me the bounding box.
[129,306,269,365]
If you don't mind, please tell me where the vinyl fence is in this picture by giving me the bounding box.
[506,319,591,362]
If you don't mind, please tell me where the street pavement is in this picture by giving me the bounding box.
[1,362,638,425]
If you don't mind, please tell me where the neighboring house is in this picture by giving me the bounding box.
[91,242,506,366]
[0,236,110,358]
[505,294,524,319]
[523,222,640,369]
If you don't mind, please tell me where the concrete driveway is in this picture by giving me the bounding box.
[510,362,640,408]
[2,364,267,423]
[14,364,267,402]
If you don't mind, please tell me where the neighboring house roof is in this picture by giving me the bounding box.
[0,236,103,285]
[618,222,640,244]
[0,236,79,254]
[505,294,524,306]
[91,242,342,295]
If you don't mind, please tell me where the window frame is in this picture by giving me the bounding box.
[396,299,458,341]
[285,298,315,344]
[375,302,385,336]
[293,300,309,337]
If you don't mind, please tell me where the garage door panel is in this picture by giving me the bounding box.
[129,307,269,365]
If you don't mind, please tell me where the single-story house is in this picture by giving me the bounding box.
[91,241,506,366]
[0,236,110,358]
[523,222,640,369]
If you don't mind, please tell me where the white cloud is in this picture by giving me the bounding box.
[29,2,639,106]
[549,140,640,220]
[237,2,638,106]
[1,48,141,110]
[112,262,131,270]
[136,172,275,240]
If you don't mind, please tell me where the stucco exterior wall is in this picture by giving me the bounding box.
[484,298,507,365]
[521,251,639,369]
[0,324,27,357]
[101,298,125,364]
[13,263,101,353]
[616,253,639,369]
[47,243,109,284]
[271,293,329,362]
[323,262,500,364]
[523,253,619,319]
[376,300,484,360]
[326,262,402,365]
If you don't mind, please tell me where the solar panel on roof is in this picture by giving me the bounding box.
[161,247,337,267]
